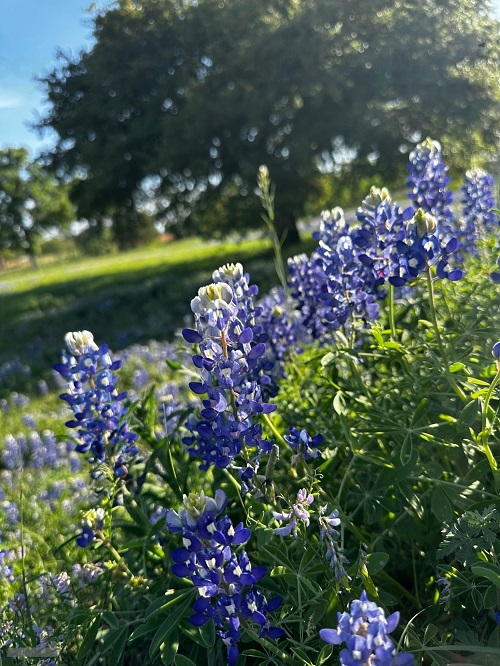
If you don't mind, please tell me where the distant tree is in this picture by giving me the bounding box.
[0,148,74,267]
[38,0,500,245]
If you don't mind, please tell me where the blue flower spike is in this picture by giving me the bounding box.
[320,590,414,665]
[166,489,283,665]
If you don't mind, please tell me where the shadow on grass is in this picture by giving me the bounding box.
[0,238,315,392]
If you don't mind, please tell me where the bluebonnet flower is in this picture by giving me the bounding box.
[0,548,16,582]
[318,506,349,584]
[71,562,104,588]
[284,427,323,464]
[166,489,283,666]
[0,359,30,391]
[76,508,106,548]
[436,576,451,605]
[319,590,414,665]
[287,252,331,339]
[54,330,139,479]
[391,209,463,284]
[460,169,498,255]
[273,488,314,537]
[8,593,34,616]
[407,138,456,243]
[315,206,379,325]
[182,266,277,491]
[10,392,31,409]
[352,188,423,290]
[256,286,305,394]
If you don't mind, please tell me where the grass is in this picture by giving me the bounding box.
[0,235,314,394]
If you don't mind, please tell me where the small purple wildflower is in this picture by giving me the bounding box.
[318,506,350,584]
[284,427,323,463]
[273,488,314,537]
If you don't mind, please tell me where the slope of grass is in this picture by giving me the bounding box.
[0,235,314,394]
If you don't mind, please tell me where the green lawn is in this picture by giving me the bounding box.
[0,235,314,393]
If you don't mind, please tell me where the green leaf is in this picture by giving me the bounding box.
[316,644,333,665]
[411,398,429,425]
[484,584,498,609]
[400,432,413,465]
[200,619,216,647]
[471,586,483,612]
[160,629,179,665]
[431,486,454,523]
[333,391,348,415]
[77,615,101,662]
[166,358,182,370]
[366,552,389,575]
[291,646,314,664]
[102,611,119,629]
[242,649,268,657]
[149,591,196,658]
[109,625,128,664]
[129,618,163,641]
[320,352,335,367]
[174,656,197,666]
[144,590,191,620]
[423,623,438,644]
[459,400,480,428]
[359,566,378,597]
[449,362,466,373]
[471,562,500,588]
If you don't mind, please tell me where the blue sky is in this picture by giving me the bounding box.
[2,0,500,157]
[0,0,107,155]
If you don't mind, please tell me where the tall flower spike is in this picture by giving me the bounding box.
[54,331,139,479]
[460,169,498,256]
[181,264,276,493]
[407,138,456,243]
[166,489,283,666]
[318,506,350,585]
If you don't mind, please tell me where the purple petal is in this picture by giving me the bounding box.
[182,328,203,343]
[319,628,342,645]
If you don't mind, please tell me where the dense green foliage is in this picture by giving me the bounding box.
[0,148,74,265]
[39,0,500,245]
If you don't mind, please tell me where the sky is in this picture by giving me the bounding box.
[1,0,500,157]
[0,0,108,155]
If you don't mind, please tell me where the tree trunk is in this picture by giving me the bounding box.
[28,252,38,269]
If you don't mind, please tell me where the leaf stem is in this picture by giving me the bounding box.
[425,264,467,403]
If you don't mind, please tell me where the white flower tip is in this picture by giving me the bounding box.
[64,330,98,356]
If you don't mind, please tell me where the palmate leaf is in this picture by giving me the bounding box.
[438,506,500,567]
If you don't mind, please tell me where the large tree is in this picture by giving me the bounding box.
[39,0,500,245]
[0,148,74,266]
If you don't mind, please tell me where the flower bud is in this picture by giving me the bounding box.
[64,330,98,356]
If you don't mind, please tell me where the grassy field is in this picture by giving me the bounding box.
[0,235,314,395]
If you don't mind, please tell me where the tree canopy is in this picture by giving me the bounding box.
[0,148,74,265]
[39,0,500,245]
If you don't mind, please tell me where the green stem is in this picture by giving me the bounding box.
[480,367,500,487]
[425,264,467,403]
[388,283,397,340]
[263,413,287,448]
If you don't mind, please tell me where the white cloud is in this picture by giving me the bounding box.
[0,95,23,110]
